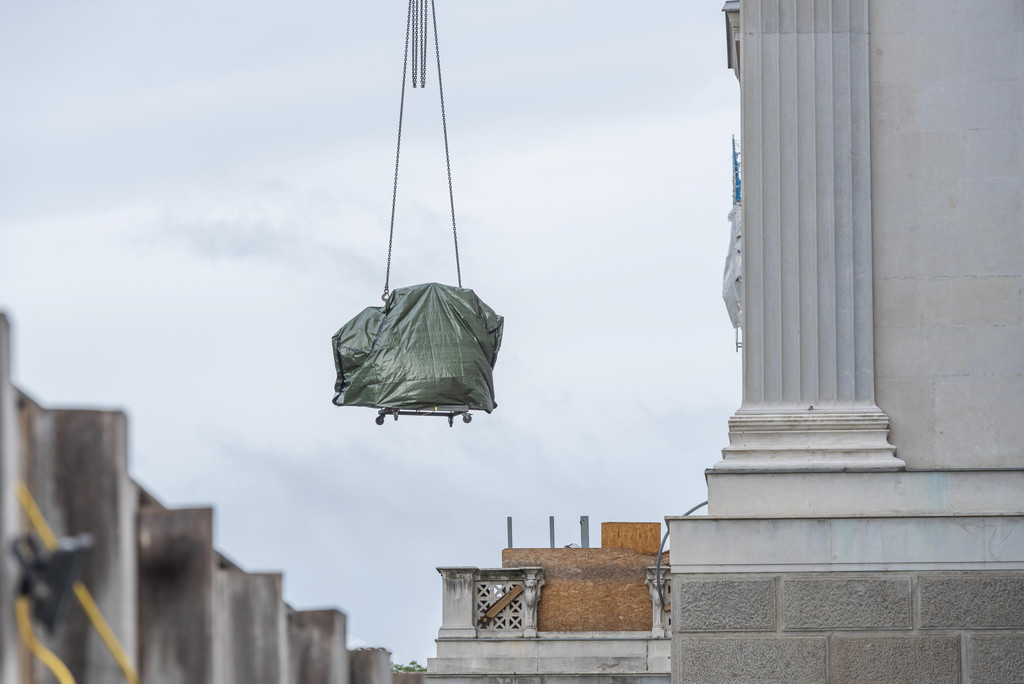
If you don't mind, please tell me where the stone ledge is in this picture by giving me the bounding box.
[705,469,1024,517]
[667,516,1024,573]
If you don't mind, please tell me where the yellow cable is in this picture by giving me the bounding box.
[15,481,141,684]
[15,482,58,549]
[15,596,76,684]
[71,582,140,684]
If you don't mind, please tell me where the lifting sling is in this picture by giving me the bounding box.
[331,0,503,425]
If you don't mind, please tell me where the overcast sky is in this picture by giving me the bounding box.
[0,0,740,664]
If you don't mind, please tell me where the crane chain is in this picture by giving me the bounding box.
[383,0,462,301]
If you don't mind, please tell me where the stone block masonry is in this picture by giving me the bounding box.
[783,577,911,631]
[919,575,1024,629]
[967,634,1024,684]
[675,637,825,684]
[831,635,960,684]
[670,571,1024,684]
[671,579,774,632]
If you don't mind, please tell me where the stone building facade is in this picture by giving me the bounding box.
[668,1,1024,682]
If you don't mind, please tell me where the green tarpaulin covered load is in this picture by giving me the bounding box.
[332,282,503,412]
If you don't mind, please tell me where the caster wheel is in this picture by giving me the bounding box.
[462,413,472,423]
[375,415,385,426]
[448,416,454,427]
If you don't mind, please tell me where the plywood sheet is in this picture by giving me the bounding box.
[601,522,661,554]
[502,548,668,632]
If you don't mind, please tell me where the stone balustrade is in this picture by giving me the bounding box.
[439,566,672,640]
[437,567,545,639]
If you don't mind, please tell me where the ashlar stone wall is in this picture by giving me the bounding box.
[671,572,1024,684]
[869,0,1024,468]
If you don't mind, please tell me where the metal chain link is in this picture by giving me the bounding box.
[384,0,462,298]
[411,0,418,87]
[410,0,428,88]
[431,0,462,288]
[420,0,428,87]
[383,0,414,301]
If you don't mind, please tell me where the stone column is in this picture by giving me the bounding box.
[436,568,476,638]
[720,0,902,471]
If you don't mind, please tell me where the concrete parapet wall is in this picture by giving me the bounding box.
[138,507,215,684]
[289,609,349,684]
[213,570,288,684]
[0,315,360,684]
[350,647,392,684]
[393,673,424,684]
[17,400,137,684]
[0,316,17,684]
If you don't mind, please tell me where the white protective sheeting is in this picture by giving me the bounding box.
[722,203,743,329]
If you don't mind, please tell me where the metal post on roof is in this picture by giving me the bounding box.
[549,516,555,548]
[506,517,513,549]
[580,516,590,548]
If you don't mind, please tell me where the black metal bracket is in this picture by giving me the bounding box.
[375,406,472,427]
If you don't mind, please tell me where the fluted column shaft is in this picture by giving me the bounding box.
[720,0,901,470]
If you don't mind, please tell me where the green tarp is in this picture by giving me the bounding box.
[332,282,503,412]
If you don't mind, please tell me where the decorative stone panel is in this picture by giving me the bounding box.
[672,579,775,632]
[968,634,1024,684]
[475,576,525,633]
[919,575,1024,628]
[676,637,825,684]
[831,635,960,684]
[781,576,911,630]
[438,567,544,639]
[646,567,671,638]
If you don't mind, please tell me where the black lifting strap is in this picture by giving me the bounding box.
[382,0,462,302]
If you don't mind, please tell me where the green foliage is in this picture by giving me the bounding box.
[392,661,427,673]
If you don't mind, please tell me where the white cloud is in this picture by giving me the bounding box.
[0,0,740,664]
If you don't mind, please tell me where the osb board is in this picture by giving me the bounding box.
[502,548,669,632]
[601,522,661,554]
